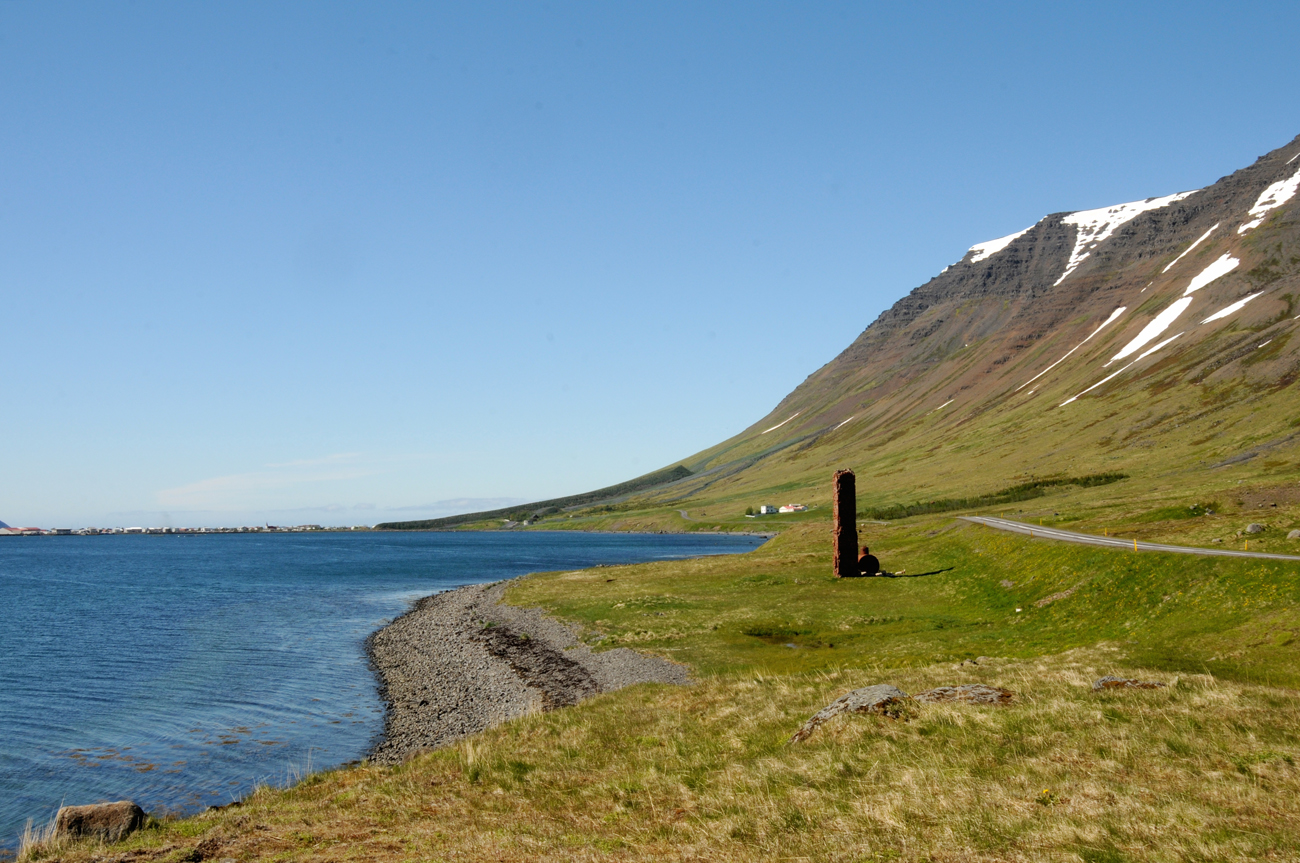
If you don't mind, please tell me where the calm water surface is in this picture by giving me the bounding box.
[0,530,763,851]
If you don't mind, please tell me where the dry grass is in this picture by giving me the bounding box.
[16,814,63,862]
[39,648,1300,862]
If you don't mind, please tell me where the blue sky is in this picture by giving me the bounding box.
[3,2,1298,527]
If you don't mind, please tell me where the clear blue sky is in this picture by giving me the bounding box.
[3,2,1298,527]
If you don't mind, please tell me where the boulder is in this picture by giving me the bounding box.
[55,800,145,842]
[1246,523,1265,534]
[914,684,1014,704]
[1092,676,1166,691]
[790,684,911,743]
[1287,529,1300,540]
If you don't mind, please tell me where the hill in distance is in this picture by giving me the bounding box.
[382,132,1300,534]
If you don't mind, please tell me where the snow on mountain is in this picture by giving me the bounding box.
[1108,297,1194,364]
[1238,164,1300,233]
[1183,254,1240,296]
[1053,191,1199,286]
[968,225,1034,263]
[1201,292,1264,324]
[1016,306,1125,392]
[761,413,800,434]
[1162,223,1218,273]
[1061,331,1185,407]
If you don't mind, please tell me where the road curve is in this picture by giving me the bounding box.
[960,516,1300,562]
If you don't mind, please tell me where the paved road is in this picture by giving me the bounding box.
[960,516,1300,562]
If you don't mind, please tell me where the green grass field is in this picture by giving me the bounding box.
[30,507,1300,862]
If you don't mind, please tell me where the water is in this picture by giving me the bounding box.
[0,530,763,851]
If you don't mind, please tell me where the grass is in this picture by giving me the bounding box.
[859,472,1128,521]
[16,817,60,862]
[30,513,1300,862]
[30,651,1300,862]
[506,520,1300,686]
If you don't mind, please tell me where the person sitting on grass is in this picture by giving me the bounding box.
[857,546,880,577]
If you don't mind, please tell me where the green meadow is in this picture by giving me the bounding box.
[33,504,1300,862]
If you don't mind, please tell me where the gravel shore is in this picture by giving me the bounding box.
[366,580,689,764]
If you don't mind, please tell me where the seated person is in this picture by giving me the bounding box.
[857,545,880,577]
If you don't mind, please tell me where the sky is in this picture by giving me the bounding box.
[3,2,1299,528]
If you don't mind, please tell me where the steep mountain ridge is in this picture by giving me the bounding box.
[642,133,1300,510]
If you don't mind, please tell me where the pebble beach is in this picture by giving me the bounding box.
[366,580,690,764]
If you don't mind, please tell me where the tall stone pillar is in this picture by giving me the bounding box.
[832,469,858,578]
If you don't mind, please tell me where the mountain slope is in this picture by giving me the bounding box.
[637,133,1300,513]
[385,134,1300,529]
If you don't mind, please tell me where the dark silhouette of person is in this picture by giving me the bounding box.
[857,545,880,577]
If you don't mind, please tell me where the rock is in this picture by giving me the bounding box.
[790,684,911,743]
[1288,529,1300,540]
[54,801,145,843]
[1092,676,1166,691]
[178,836,226,862]
[913,684,1014,704]
[832,469,858,578]
[1246,523,1265,534]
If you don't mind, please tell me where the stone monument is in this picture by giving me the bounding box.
[832,469,858,578]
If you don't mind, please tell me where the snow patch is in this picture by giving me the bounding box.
[969,225,1034,263]
[1108,297,1193,364]
[1161,223,1219,273]
[1062,333,1183,407]
[833,415,856,431]
[1182,254,1239,296]
[1054,191,1198,286]
[1015,306,1125,391]
[1136,332,1183,361]
[1259,340,1272,348]
[1201,292,1263,324]
[1238,165,1300,234]
[1288,151,1300,165]
[761,413,800,434]
[929,399,953,414]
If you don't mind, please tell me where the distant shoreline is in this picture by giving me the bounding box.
[1,526,779,538]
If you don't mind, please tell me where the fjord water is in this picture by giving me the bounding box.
[0,531,763,850]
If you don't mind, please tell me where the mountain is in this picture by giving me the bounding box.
[632,133,1300,513]
[0,520,8,529]
[381,134,1300,528]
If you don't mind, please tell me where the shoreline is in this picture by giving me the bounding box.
[365,577,691,765]
[371,527,779,538]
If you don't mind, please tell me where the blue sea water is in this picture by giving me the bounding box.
[0,530,763,852]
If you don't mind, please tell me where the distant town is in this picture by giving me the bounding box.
[0,524,374,536]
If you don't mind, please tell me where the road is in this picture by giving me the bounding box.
[960,516,1300,562]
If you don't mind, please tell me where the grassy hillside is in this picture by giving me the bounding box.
[378,138,1300,552]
